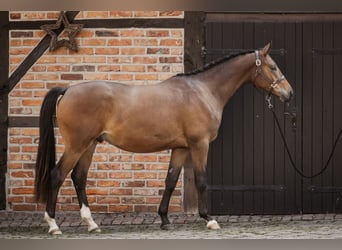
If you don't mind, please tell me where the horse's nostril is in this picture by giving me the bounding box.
[290,90,294,98]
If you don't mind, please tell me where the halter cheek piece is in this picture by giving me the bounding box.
[253,50,286,109]
[253,50,285,91]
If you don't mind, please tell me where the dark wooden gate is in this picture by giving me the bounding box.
[206,14,342,215]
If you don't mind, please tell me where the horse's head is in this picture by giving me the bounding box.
[252,43,294,102]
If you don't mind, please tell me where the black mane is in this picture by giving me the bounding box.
[177,50,254,77]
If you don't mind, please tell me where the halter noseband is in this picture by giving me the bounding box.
[254,50,285,91]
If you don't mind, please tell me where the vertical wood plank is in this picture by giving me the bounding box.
[242,22,255,214]
[183,11,206,214]
[322,22,334,212]
[0,11,9,210]
[333,21,342,213]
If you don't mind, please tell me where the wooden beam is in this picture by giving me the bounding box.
[8,116,39,128]
[7,11,79,92]
[0,11,9,210]
[9,18,184,30]
[183,11,206,214]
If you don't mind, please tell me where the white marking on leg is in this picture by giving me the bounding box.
[80,204,101,233]
[44,212,62,235]
[206,219,221,230]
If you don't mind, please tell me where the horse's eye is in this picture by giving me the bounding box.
[270,65,277,71]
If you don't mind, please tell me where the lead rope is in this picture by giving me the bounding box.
[267,96,342,179]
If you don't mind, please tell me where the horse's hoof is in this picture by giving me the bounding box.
[49,228,62,235]
[89,227,102,233]
[160,223,172,230]
[206,220,221,230]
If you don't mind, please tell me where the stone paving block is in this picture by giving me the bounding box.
[228,216,239,223]
[292,215,302,221]
[302,214,314,221]
[282,215,292,222]
[334,214,342,220]
[325,214,335,220]
[271,216,282,222]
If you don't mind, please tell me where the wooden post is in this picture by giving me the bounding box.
[0,11,9,210]
[183,11,206,213]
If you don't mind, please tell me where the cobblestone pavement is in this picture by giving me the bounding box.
[1,211,342,239]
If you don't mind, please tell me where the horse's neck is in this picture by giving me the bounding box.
[196,53,254,109]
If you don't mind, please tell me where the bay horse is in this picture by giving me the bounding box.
[35,43,293,234]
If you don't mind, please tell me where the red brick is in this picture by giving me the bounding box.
[11,31,33,38]
[22,39,40,46]
[57,56,82,63]
[8,196,24,203]
[134,205,157,212]
[133,56,157,64]
[9,146,19,152]
[47,65,70,71]
[120,30,145,37]
[11,188,34,194]
[10,12,21,19]
[10,170,34,178]
[95,30,119,37]
[86,189,109,195]
[95,48,119,55]
[147,180,165,188]
[121,197,145,204]
[36,73,59,81]
[9,136,33,144]
[10,90,32,98]
[82,73,108,81]
[85,11,109,18]
[135,74,158,81]
[121,48,145,55]
[147,48,170,54]
[134,11,158,17]
[61,74,83,80]
[109,74,133,81]
[109,188,133,196]
[22,99,42,106]
[37,56,57,64]
[97,65,120,72]
[159,57,183,63]
[109,11,132,17]
[146,197,161,204]
[122,65,145,72]
[108,39,132,46]
[97,197,120,204]
[82,39,107,46]
[98,180,121,187]
[160,39,183,46]
[134,39,158,46]
[83,56,106,63]
[134,172,157,179]
[146,30,169,37]
[123,181,145,188]
[109,205,133,212]
[108,172,132,179]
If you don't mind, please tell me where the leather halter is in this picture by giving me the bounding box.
[253,50,285,92]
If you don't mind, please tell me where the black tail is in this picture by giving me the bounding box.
[35,87,67,203]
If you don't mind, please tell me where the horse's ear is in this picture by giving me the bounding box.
[261,42,272,55]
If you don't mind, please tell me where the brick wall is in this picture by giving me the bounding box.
[7,11,184,213]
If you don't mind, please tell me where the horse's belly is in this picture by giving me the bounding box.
[103,127,187,153]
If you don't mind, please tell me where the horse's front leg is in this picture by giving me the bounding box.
[191,142,221,230]
[158,148,189,230]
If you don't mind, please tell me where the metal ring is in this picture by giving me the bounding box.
[255,59,261,66]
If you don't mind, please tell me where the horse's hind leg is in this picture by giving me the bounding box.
[158,148,189,230]
[44,151,81,234]
[71,142,101,233]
